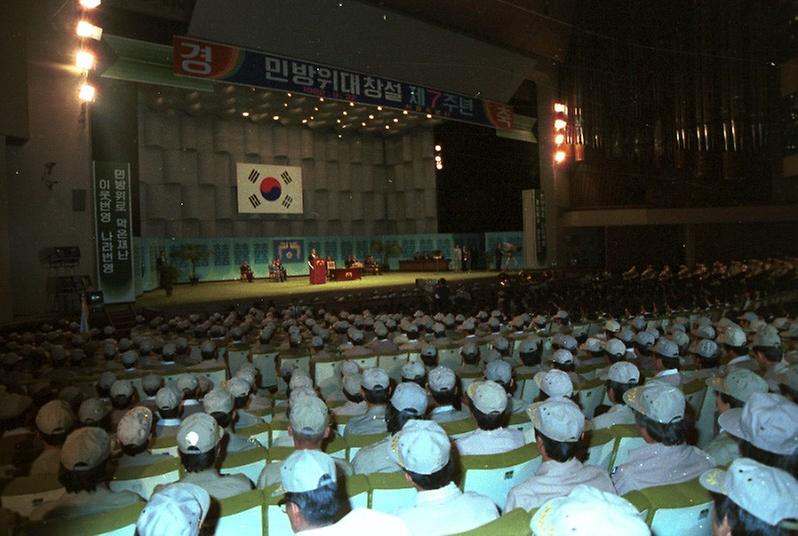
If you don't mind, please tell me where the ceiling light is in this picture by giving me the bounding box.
[336,119,341,124]
[402,110,408,115]
[385,125,390,129]
[436,163,443,170]
[349,102,355,107]
[435,156,441,162]
[338,134,342,138]
[241,111,250,117]
[426,114,432,119]
[80,0,101,8]
[287,92,292,97]
[314,107,319,111]
[272,115,280,120]
[78,83,96,102]
[283,102,288,107]
[554,119,567,130]
[319,97,324,102]
[392,118,398,123]
[554,133,565,145]
[368,114,374,119]
[76,20,102,40]
[75,49,95,70]
[302,119,308,124]
[434,145,442,151]
[377,106,382,111]
[310,116,315,120]
[342,111,348,116]
[361,122,366,126]
[553,102,567,113]
[554,150,566,163]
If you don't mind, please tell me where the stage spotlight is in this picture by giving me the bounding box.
[272,115,280,120]
[426,114,432,119]
[554,133,565,145]
[402,110,408,115]
[436,163,443,170]
[553,102,567,113]
[78,83,96,102]
[434,144,441,152]
[75,49,95,70]
[435,156,441,162]
[554,150,566,163]
[241,111,250,117]
[368,114,374,119]
[554,118,567,130]
[79,0,101,7]
[76,20,102,40]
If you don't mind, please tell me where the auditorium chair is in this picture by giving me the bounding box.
[266,436,348,463]
[207,489,265,535]
[438,416,478,440]
[251,351,279,390]
[584,427,617,471]
[623,478,713,536]
[366,471,418,515]
[695,384,718,449]
[344,432,387,461]
[437,345,463,370]
[450,508,533,536]
[507,409,536,443]
[313,356,344,391]
[577,378,607,418]
[0,474,65,518]
[226,347,251,378]
[460,443,542,511]
[219,447,268,485]
[346,355,379,370]
[110,456,180,499]
[515,370,540,403]
[236,420,270,447]
[681,379,708,421]
[606,424,647,473]
[26,500,144,536]
[150,435,178,457]
[377,352,409,381]
[267,417,289,447]
[575,361,607,381]
[277,354,311,378]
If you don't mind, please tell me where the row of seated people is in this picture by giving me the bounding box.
[240,260,288,283]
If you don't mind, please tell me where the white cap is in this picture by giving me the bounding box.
[202,388,234,415]
[528,397,585,442]
[117,407,154,447]
[706,368,768,404]
[176,374,198,394]
[653,338,679,359]
[534,369,574,398]
[580,338,603,353]
[428,366,456,392]
[391,419,450,475]
[390,382,428,415]
[486,360,512,384]
[290,395,329,436]
[719,393,798,455]
[718,325,747,347]
[530,485,649,536]
[137,483,211,536]
[156,386,181,411]
[401,361,425,381]
[362,367,390,391]
[634,331,655,347]
[692,339,718,359]
[700,458,798,527]
[288,371,313,391]
[467,380,508,414]
[605,339,626,358]
[603,362,640,384]
[623,380,685,424]
[280,450,337,493]
[551,349,574,365]
[604,319,621,333]
[342,373,362,396]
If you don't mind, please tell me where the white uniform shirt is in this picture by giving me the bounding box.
[332,400,368,417]
[351,436,400,474]
[301,508,409,536]
[505,458,616,512]
[611,442,715,496]
[396,482,498,535]
[654,369,682,386]
[703,431,740,467]
[344,406,387,437]
[429,405,471,423]
[455,427,525,456]
[591,404,635,430]
[764,361,788,392]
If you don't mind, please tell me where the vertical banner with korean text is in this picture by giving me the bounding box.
[93,161,135,303]
[533,189,547,264]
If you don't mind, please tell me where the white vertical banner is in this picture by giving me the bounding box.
[236,163,303,214]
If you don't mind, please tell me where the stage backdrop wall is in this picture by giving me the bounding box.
[137,89,438,239]
[137,231,522,291]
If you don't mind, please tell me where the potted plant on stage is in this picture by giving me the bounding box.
[173,244,212,286]
[369,240,403,272]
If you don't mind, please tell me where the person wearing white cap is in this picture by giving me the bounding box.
[279,449,409,535]
[428,366,471,423]
[687,338,721,380]
[781,366,798,403]
[392,419,498,534]
[549,349,583,387]
[176,373,203,418]
[752,326,788,392]
[486,359,528,415]
[704,369,769,466]
[116,406,171,469]
[29,427,144,521]
[202,388,259,453]
[352,382,428,474]
[258,396,352,488]
[652,338,683,386]
[343,367,392,437]
[456,380,525,456]
[592,362,641,430]
[136,482,211,536]
[578,337,605,366]
[534,369,575,402]
[401,361,426,387]
[718,325,759,372]
[505,398,615,512]
[515,337,544,375]
[331,373,368,417]
[29,400,75,475]
[171,413,252,500]
[611,380,714,495]
[529,485,649,536]
[154,386,182,438]
[718,392,798,477]
[700,458,798,536]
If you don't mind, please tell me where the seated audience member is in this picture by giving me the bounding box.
[116,407,171,469]
[78,397,111,430]
[718,392,798,477]
[578,337,605,365]
[136,483,211,536]
[534,369,576,403]
[515,338,543,375]
[419,344,438,368]
[752,327,788,391]
[612,380,714,495]
[529,485,650,536]
[486,359,527,414]
[592,361,641,429]
[109,380,136,430]
[332,373,368,417]
[651,338,683,386]
[176,374,203,418]
[401,361,426,387]
[352,382,428,474]
[700,458,798,536]
[428,366,470,423]
[505,398,615,511]
[689,339,720,379]
[279,450,409,534]
[781,366,798,403]
[457,341,481,375]
[258,395,352,488]
[202,388,259,453]
[549,349,582,386]
[29,427,143,520]
[718,325,759,372]
[29,400,75,475]
[392,419,498,534]
[96,371,116,399]
[154,386,182,438]
[456,380,525,455]
[139,374,163,413]
[344,367,391,437]
[704,369,769,466]
[171,413,252,500]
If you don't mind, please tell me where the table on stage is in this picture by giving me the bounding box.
[330,268,362,281]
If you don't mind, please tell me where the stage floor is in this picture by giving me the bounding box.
[136,271,495,311]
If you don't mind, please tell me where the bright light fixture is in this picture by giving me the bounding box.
[241,111,250,117]
[377,106,382,111]
[554,119,567,130]
[402,110,408,115]
[426,113,432,119]
[436,163,443,170]
[272,115,280,120]
[75,49,95,70]
[554,150,566,163]
[76,20,102,40]
[349,101,354,107]
[78,83,96,102]
[80,0,101,8]
[302,119,308,124]
[553,102,567,113]
[554,133,565,145]
[435,156,442,162]
[368,114,374,119]
[392,118,398,123]
[434,145,442,152]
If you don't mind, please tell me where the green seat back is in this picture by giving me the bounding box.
[26,500,145,536]
[220,447,268,485]
[211,489,265,536]
[578,378,607,418]
[110,457,180,499]
[585,427,617,471]
[624,478,713,536]
[449,507,533,536]
[366,471,418,514]
[460,444,541,510]
[345,432,387,461]
[1,474,65,517]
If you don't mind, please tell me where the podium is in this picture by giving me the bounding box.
[310,258,327,285]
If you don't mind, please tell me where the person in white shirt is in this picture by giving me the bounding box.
[280,450,409,535]
[427,366,471,423]
[456,380,525,456]
[393,420,498,535]
[154,386,182,438]
[505,398,615,512]
[611,380,714,495]
[344,368,391,437]
[331,374,368,417]
[592,361,640,430]
[651,338,683,386]
[752,327,788,392]
[703,369,768,466]
[717,325,759,372]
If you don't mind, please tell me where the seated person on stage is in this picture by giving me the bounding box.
[240,260,254,282]
[505,397,615,512]
[365,255,380,274]
[611,380,714,495]
[325,256,336,279]
[392,420,499,535]
[271,257,287,282]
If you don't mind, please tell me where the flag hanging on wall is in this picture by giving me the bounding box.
[236,163,303,214]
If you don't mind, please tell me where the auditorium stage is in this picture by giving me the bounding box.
[136,271,495,312]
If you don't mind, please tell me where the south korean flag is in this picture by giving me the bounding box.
[236,163,303,214]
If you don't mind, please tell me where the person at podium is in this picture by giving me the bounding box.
[308,248,326,285]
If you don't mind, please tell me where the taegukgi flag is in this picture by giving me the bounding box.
[236,163,303,214]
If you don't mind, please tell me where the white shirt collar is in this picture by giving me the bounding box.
[656,368,679,377]
[415,481,461,506]
[157,417,181,427]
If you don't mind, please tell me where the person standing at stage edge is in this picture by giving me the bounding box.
[462,246,471,272]
[452,244,462,272]
[495,243,503,272]
[308,248,319,284]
